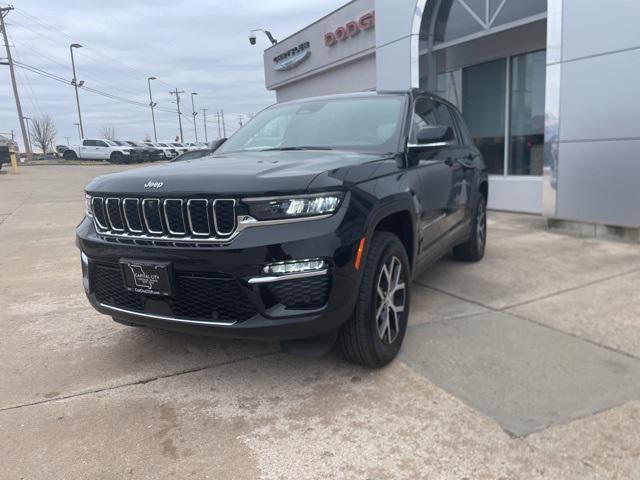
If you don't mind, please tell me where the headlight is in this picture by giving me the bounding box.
[85,194,93,217]
[243,192,344,220]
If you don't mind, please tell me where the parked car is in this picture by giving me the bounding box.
[111,141,148,162]
[126,141,165,162]
[55,145,69,155]
[145,142,177,159]
[77,90,488,368]
[63,139,135,164]
[170,149,212,162]
[168,142,189,154]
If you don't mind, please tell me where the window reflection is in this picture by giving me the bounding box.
[509,50,546,176]
[462,59,506,175]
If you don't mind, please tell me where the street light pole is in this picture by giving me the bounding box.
[147,76,158,142]
[190,92,198,143]
[73,123,81,142]
[69,44,84,139]
[201,108,208,143]
[23,116,32,153]
[169,88,184,142]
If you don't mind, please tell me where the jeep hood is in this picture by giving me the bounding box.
[85,150,391,195]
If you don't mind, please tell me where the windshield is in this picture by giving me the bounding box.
[172,143,183,147]
[218,95,406,155]
[105,140,118,147]
[113,141,126,146]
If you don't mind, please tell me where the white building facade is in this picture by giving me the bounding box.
[263,0,640,234]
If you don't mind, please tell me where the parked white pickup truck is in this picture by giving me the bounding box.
[62,139,136,164]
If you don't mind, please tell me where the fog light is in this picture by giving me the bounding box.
[263,259,327,275]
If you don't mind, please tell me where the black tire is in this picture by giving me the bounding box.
[63,150,77,160]
[110,152,124,164]
[338,232,411,368]
[453,193,487,262]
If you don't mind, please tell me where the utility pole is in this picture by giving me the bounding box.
[64,136,71,145]
[221,109,227,138]
[170,88,184,142]
[215,110,222,138]
[190,92,198,143]
[201,108,208,143]
[147,76,157,142]
[73,123,81,142]
[69,43,84,138]
[1,6,31,160]
[23,116,31,153]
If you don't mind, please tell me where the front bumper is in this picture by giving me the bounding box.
[76,208,362,341]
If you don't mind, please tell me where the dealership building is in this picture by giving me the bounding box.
[262,0,640,238]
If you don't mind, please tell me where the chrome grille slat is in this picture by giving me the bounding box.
[187,199,211,236]
[105,198,125,232]
[142,199,164,234]
[213,199,237,237]
[122,198,143,233]
[88,195,238,244]
[91,197,108,231]
[163,199,186,235]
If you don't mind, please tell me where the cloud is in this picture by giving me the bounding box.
[0,0,345,148]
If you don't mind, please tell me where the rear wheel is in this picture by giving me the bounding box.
[453,193,487,262]
[339,232,411,368]
[63,150,77,160]
[109,152,124,164]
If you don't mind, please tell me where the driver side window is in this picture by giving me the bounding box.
[410,97,459,146]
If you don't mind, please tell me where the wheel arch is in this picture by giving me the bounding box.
[364,197,417,273]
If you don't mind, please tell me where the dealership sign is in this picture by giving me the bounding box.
[325,11,375,47]
[273,42,311,71]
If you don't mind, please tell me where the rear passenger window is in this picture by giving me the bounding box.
[410,97,459,145]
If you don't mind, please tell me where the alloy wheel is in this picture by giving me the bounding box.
[375,255,406,345]
[477,199,487,253]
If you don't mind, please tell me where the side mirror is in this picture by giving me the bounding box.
[210,138,227,152]
[410,125,454,148]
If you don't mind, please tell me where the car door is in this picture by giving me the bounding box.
[430,101,469,229]
[82,139,96,159]
[95,140,110,160]
[451,107,481,223]
[408,96,457,253]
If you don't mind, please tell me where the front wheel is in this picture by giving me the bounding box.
[453,193,487,262]
[109,152,124,164]
[339,232,411,368]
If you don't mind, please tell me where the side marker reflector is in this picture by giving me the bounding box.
[354,237,366,270]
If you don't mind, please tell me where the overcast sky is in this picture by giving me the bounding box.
[0,0,345,150]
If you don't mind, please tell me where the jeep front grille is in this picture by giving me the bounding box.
[89,196,237,245]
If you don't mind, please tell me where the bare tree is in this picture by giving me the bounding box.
[29,115,57,154]
[101,125,117,141]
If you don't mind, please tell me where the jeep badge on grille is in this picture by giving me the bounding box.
[144,181,164,189]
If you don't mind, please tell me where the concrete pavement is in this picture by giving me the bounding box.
[1,166,639,479]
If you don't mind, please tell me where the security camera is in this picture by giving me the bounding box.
[249,33,257,45]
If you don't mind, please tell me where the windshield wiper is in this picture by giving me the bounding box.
[258,146,334,151]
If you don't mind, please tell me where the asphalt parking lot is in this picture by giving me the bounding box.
[1,165,639,479]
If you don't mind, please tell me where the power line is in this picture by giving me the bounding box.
[12,60,180,114]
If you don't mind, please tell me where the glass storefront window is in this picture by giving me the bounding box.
[462,59,506,175]
[509,50,546,175]
[432,0,547,47]
[493,0,546,28]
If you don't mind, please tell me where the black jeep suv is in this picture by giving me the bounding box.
[77,90,488,367]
